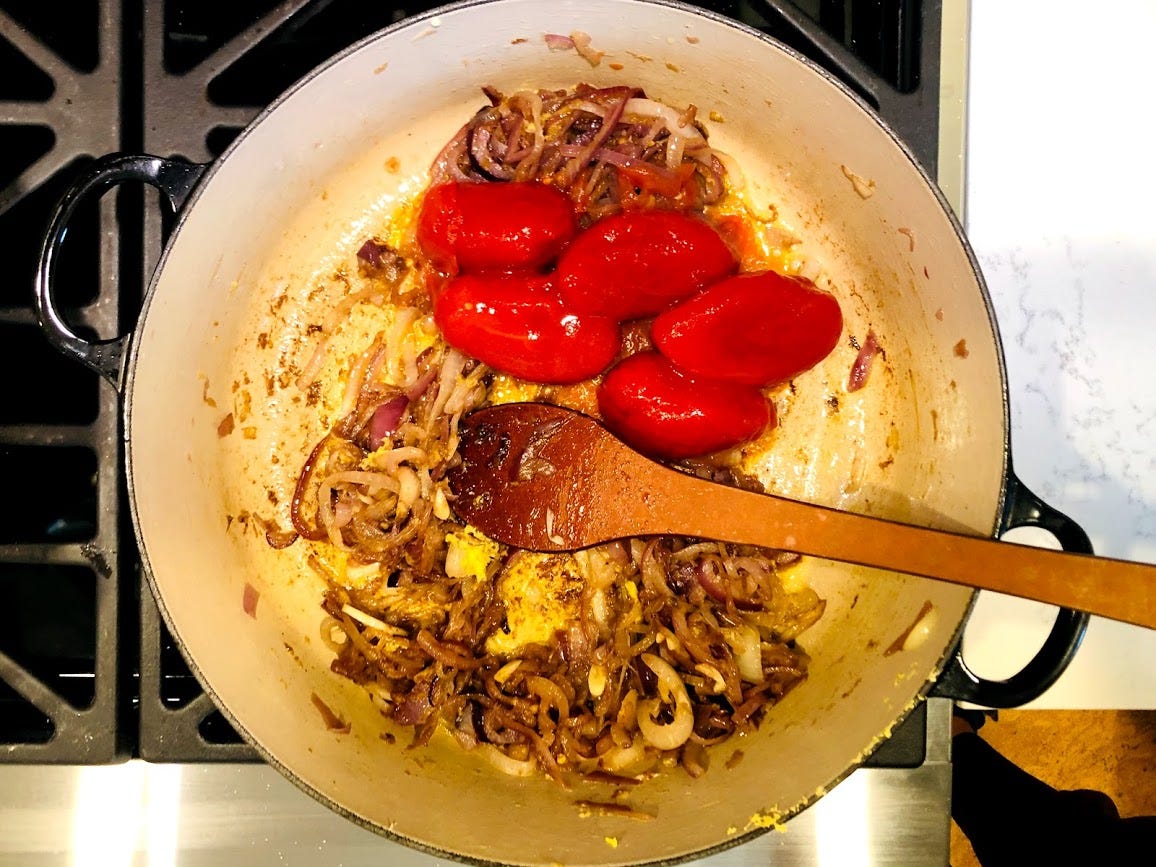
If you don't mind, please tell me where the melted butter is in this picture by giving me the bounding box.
[485,552,585,657]
[486,374,546,406]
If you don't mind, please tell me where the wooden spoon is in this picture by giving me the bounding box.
[447,402,1156,630]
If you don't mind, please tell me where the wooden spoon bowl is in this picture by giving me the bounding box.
[448,402,1156,630]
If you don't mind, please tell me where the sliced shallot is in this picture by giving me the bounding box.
[636,653,694,750]
[847,329,882,392]
[368,395,409,450]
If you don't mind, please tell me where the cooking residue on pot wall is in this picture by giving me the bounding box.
[840,164,876,199]
[310,692,351,734]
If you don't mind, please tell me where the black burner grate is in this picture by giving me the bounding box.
[0,0,123,762]
[1,0,943,763]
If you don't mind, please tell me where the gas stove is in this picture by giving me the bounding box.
[0,1,966,863]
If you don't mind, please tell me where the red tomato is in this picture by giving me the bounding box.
[555,210,737,321]
[652,271,843,387]
[597,352,772,460]
[433,274,620,384]
[416,181,577,274]
[421,265,450,303]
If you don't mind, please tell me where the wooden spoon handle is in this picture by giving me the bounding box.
[633,470,1156,630]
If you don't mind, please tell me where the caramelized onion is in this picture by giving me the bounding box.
[430,84,731,214]
[280,85,825,785]
[416,630,484,669]
[290,435,333,541]
[636,654,694,751]
[480,743,538,777]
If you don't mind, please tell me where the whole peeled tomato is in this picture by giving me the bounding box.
[433,273,620,385]
[555,210,737,321]
[598,352,773,461]
[416,181,578,274]
[652,271,843,387]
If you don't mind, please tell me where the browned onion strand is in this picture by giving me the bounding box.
[429,84,729,218]
[314,523,821,780]
[276,84,826,783]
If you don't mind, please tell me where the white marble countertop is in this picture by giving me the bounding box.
[960,0,1156,708]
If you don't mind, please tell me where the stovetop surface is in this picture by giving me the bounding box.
[0,0,943,768]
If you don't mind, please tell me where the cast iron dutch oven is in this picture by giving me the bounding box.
[35,1,1089,863]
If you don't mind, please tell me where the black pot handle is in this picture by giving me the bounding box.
[930,470,1091,706]
[34,154,207,390]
